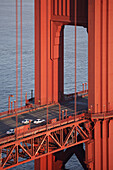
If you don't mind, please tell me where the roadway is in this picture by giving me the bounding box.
[0,96,88,138]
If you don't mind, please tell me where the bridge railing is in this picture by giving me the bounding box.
[0,110,86,145]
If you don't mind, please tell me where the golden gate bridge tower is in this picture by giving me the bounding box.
[0,0,113,170]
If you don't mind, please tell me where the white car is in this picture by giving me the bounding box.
[34,119,45,124]
[22,119,33,124]
[6,129,15,135]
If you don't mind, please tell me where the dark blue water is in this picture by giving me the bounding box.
[0,0,88,169]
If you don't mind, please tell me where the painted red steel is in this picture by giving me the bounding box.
[35,0,113,168]
[95,121,101,170]
[16,0,18,108]
[88,0,113,113]
[0,115,89,169]
[102,120,108,170]
[35,0,88,106]
[75,0,77,119]
[109,120,113,169]
[1,0,113,169]
[20,0,23,107]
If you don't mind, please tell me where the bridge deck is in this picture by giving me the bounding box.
[0,96,88,140]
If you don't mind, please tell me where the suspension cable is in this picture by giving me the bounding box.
[46,0,48,126]
[75,0,77,120]
[20,0,23,107]
[16,0,18,108]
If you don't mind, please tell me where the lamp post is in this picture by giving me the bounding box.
[85,83,87,92]
[11,101,13,114]
[8,95,14,114]
[25,92,27,105]
[82,83,84,91]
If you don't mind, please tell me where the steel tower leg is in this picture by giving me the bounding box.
[108,119,113,169]
[34,155,52,170]
[88,0,113,113]
[35,0,64,105]
[94,121,101,170]
[34,154,63,170]
[102,120,108,170]
[88,0,113,169]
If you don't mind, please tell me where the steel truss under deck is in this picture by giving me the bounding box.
[0,116,91,169]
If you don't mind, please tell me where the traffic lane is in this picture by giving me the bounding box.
[0,99,88,137]
[0,105,59,137]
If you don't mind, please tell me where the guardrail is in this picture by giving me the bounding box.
[0,112,86,146]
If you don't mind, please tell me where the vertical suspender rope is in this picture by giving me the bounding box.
[16,0,18,108]
[16,0,18,139]
[75,0,77,120]
[20,0,23,107]
[46,0,48,127]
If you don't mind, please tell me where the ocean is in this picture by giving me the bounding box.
[0,0,88,169]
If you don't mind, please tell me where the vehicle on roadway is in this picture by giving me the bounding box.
[6,129,15,135]
[22,119,33,124]
[34,119,45,124]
